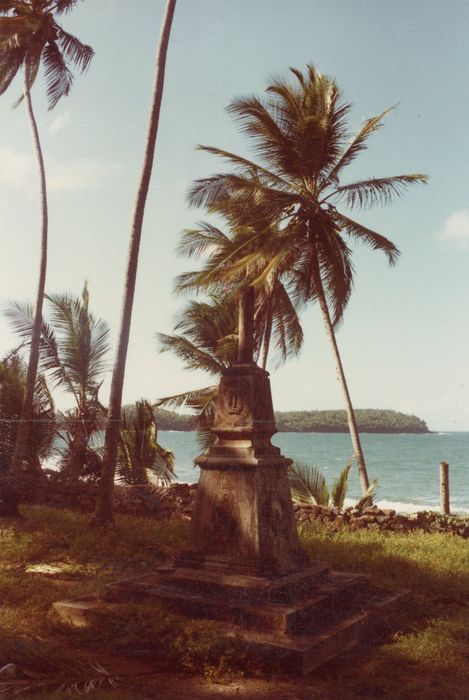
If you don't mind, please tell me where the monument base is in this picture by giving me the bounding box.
[105,561,401,674]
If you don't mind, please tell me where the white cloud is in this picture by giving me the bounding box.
[0,147,32,187]
[47,110,71,136]
[0,147,121,192]
[48,159,122,192]
[441,210,469,248]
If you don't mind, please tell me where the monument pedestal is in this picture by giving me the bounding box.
[105,358,401,673]
[104,290,403,672]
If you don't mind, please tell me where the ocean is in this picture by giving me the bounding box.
[158,430,469,515]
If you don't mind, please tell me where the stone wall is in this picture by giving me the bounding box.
[30,476,469,538]
[294,503,469,538]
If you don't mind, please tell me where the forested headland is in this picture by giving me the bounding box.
[153,408,430,434]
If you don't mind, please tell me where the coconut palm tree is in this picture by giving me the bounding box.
[93,0,176,526]
[157,288,303,449]
[176,216,304,371]
[156,294,240,450]
[186,65,427,495]
[6,282,110,482]
[0,0,93,515]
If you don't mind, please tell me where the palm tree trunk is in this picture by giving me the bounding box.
[0,74,48,517]
[92,0,177,526]
[260,292,274,370]
[313,271,370,495]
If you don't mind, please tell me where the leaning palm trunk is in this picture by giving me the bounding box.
[313,269,370,495]
[1,72,48,517]
[260,292,274,370]
[93,0,176,526]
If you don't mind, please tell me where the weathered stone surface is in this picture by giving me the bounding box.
[189,359,307,578]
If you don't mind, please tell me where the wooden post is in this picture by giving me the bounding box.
[439,461,450,515]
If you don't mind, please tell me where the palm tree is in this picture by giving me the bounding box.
[157,289,303,449]
[0,0,93,515]
[93,0,177,526]
[186,65,427,495]
[176,217,304,371]
[6,282,110,482]
[157,294,240,450]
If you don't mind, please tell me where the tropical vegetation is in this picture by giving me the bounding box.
[116,399,175,486]
[3,285,175,493]
[0,348,55,474]
[289,460,377,511]
[180,64,427,495]
[0,0,93,515]
[156,294,239,449]
[276,409,430,433]
[6,282,110,482]
[150,407,430,434]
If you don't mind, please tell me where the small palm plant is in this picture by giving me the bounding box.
[6,282,110,481]
[289,460,377,510]
[116,400,175,486]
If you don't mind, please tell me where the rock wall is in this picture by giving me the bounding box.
[30,475,469,538]
[294,503,469,538]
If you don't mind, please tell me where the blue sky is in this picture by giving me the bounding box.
[1,0,468,430]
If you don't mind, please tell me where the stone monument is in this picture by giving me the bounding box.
[178,285,310,581]
[106,286,399,673]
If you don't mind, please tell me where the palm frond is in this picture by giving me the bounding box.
[53,0,84,16]
[335,212,400,266]
[288,460,329,506]
[154,385,218,414]
[41,39,73,109]
[321,106,396,188]
[195,144,298,193]
[158,333,225,376]
[177,222,230,259]
[55,25,94,73]
[329,174,428,209]
[0,44,25,95]
[356,478,378,512]
[45,284,110,394]
[330,463,351,509]
[150,444,176,485]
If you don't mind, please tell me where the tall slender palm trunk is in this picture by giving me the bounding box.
[260,291,274,370]
[92,0,177,526]
[0,75,48,517]
[313,270,370,495]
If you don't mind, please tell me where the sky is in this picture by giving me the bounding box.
[1,0,469,431]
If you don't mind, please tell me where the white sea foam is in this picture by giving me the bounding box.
[343,497,469,515]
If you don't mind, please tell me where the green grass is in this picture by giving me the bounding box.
[0,506,468,699]
[299,523,469,700]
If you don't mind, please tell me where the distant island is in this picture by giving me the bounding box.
[153,408,430,434]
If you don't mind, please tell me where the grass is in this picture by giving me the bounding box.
[0,506,468,699]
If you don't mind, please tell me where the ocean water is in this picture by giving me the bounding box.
[159,430,469,515]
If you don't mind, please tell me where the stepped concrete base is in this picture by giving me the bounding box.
[100,561,402,674]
